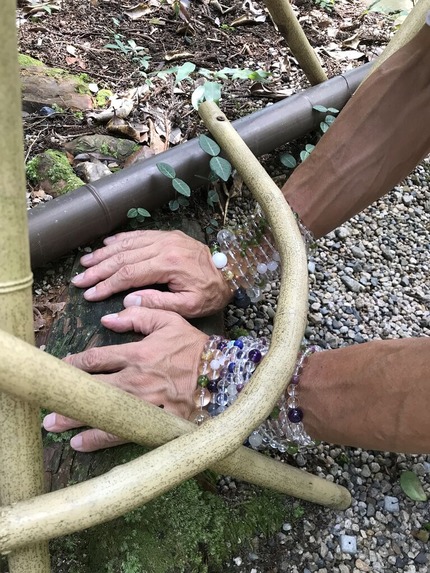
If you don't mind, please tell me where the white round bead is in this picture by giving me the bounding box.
[248,431,263,448]
[257,263,268,274]
[267,260,279,272]
[212,252,228,269]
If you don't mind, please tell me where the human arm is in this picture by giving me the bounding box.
[299,336,430,454]
[282,20,430,238]
[43,307,430,454]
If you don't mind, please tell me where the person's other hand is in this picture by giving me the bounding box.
[43,307,209,452]
[71,230,232,318]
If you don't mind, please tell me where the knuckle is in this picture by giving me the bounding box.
[118,264,136,281]
[120,237,135,251]
[164,251,181,267]
[81,348,103,371]
[112,252,126,266]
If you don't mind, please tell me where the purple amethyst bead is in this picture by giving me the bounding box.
[287,407,303,424]
[207,380,218,393]
[217,340,228,350]
[248,349,262,363]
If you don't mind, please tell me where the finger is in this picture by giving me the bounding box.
[64,346,131,373]
[80,231,168,268]
[123,289,201,317]
[72,247,158,290]
[70,429,126,452]
[81,257,175,302]
[101,306,184,336]
[43,412,83,432]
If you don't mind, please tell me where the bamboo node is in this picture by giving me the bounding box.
[0,274,33,294]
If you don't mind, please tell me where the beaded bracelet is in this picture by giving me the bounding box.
[249,344,321,452]
[189,335,321,452]
[210,208,316,308]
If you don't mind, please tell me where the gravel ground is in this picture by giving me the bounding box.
[222,158,430,573]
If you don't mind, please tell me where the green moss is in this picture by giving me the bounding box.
[26,150,84,195]
[95,88,113,107]
[76,478,286,573]
[47,444,287,573]
[18,53,44,67]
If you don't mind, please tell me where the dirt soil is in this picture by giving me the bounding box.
[15,1,397,571]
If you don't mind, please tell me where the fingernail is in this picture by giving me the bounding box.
[43,412,56,430]
[123,294,142,307]
[104,235,116,245]
[80,253,93,264]
[84,286,96,300]
[70,435,83,451]
[102,313,119,321]
[71,272,85,285]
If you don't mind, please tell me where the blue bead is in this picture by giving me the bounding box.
[234,339,244,349]
[287,407,303,423]
[228,362,236,373]
[207,403,218,415]
[216,392,228,406]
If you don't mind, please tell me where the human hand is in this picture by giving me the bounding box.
[71,230,232,318]
[43,307,209,452]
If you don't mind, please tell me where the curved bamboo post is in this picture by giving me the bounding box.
[0,1,50,571]
[264,0,327,85]
[0,102,350,553]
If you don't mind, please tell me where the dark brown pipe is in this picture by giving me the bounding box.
[29,63,371,268]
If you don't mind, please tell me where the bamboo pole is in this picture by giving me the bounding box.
[0,103,350,551]
[0,1,50,571]
[264,0,327,85]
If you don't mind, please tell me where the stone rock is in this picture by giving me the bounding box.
[26,149,84,197]
[341,276,362,293]
[20,58,93,112]
[74,159,112,183]
[65,135,138,164]
[384,496,400,513]
[340,534,357,554]
[335,226,350,240]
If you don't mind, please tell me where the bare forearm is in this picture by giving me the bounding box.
[282,23,430,238]
[299,337,430,453]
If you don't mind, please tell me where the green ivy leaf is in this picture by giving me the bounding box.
[127,208,138,218]
[172,178,191,197]
[325,114,337,125]
[210,156,232,182]
[208,170,219,183]
[327,107,339,114]
[177,196,189,206]
[191,85,206,110]
[175,61,196,84]
[320,121,329,133]
[203,82,221,104]
[248,70,271,81]
[137,207,150,218]
[169,199,180,211]
[400,471,428,502]
[199,134,221,157]
[280,152,297,169]
[312,104,328,113]
[157,162,176,179]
